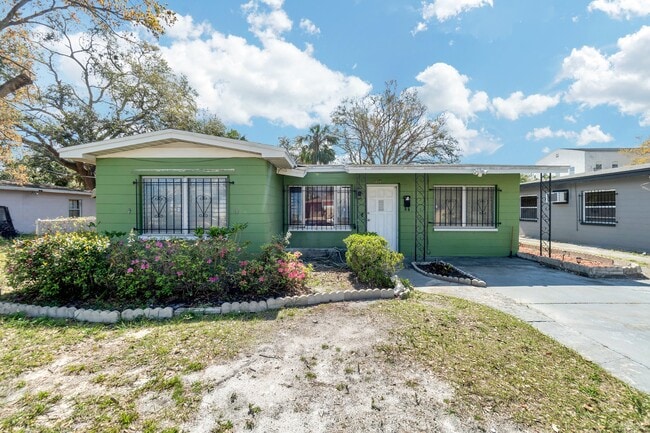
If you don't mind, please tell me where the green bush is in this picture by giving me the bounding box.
[6,232,111,301]
[343,233,403,288]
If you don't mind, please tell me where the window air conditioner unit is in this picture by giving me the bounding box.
[549,190,569,204]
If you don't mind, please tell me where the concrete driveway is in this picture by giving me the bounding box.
[400,257,650,394]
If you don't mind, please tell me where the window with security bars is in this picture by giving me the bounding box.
[140,177,228,234]
[288,185,351,230]
[520,195,538,221]
[582,190,616,225]
[433,186,496,228]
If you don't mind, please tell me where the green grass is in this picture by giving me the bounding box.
[375,293,650,432]
[0,312,279,432]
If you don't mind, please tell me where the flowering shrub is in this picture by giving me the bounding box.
[106,232,243,303]
[5,227,313,307]
[230,238,311,299]
[343,233,403,288]
[6,232,110,301]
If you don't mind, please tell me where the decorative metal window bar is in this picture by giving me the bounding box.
[432,186,497,227]
[287,185,352,230]
[135,177,229,234]
[519,196,538,221]
[539,174,552,257]
[414,173,427,261]
[581,190,616,225]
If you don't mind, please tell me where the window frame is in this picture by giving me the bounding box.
[287,185,352,231]
[68,199,82,218]
[581,189,617,226]
[433,185,498,231]
[519,195,538,221]
[140,176,229,235]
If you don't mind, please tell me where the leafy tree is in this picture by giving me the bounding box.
[0,0,174,99]
[16,24,198,189]
[331,80,460,165]
[627,138,650,165]
[295,124,337,164]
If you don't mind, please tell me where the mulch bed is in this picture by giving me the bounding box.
[518,244,615,268]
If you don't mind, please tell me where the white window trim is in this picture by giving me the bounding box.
[582,189,616,225]
[519,195,538,221]
[433,185,498,231]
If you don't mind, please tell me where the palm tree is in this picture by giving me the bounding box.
[295,124,338,164]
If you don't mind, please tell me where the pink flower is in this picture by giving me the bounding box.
[239,261,248,267]
[176,271,183,277]
[145,244,151,249]
[209,276,219,283]
[258,276,265,282]
[155,241,163,248]
[131,259,139,265]
[241,270,247,276]
[206,258,212,264]
[140,263,149,270]
[154,255,161,262]
[126,267,134,274]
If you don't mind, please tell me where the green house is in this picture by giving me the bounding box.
[60,129,564,259]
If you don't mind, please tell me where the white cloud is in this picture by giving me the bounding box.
[411,21,428,35]
[444,113,502,156]
[159,13,370,128]
[299,18,320,35]
[560,26,650,126]
[588,0,650,19]
[413,63,499,157]
[242,0,292,40]
[542,146,551,153]
[526,124,614,146]
[564,114,577,123]
[421,0,494,22]
[414,62,489,120]
[492,91,561,120]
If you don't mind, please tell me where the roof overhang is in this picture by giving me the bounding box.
[0,184,92,196]
[58,129,296,170]
[290,164,570,176]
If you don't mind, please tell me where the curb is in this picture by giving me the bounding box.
[516,252,644,278]
[411,262,487,287]
[0,277,410,324]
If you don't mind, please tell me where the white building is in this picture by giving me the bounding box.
[0,181,96,234]
[536,148,635,176]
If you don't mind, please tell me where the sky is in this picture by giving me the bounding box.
[149,0,650,165]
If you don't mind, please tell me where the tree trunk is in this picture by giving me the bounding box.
[0,72,33,98]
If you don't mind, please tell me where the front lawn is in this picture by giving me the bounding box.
[0,296,648,432]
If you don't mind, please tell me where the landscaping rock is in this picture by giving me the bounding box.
[240,301,251,313]
[204,307,221,315]
[221,303,231,314]
[328,291,345,302]
[159,307,173,319]
[230,302,241,313]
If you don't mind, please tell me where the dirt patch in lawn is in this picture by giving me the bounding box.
[518,243,616,268]
[181,303,522,433]
[306,260,374,293]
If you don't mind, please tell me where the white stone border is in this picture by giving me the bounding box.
[411,262,487,287]
[0,277,410,324]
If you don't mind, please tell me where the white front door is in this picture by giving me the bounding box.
[367,185,398,251]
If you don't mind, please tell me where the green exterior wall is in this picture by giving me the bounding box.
[95,158,284,250]
[95,157,520,257]
[283,172,520,258]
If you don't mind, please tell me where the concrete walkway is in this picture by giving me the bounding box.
[399,256,650,394]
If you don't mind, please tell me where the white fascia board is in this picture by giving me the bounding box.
[343,164,570,175]
[0,185,92,195]
[277,168,307,178]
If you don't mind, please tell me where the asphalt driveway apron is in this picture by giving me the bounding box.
[400,257,650,394]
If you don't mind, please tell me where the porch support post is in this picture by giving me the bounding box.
[414,173,427,261]
[539,173,552,257]
[355,174,367,233]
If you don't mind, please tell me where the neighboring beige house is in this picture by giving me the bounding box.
[0,181,96,234]
[537,148,635,176]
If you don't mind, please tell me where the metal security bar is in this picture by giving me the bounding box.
[355,174,367,233]
[287,185,352,230]
[432,186,496,227]
[539,174,552,257]
[135,177,229,234]
[581,190,616,225]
